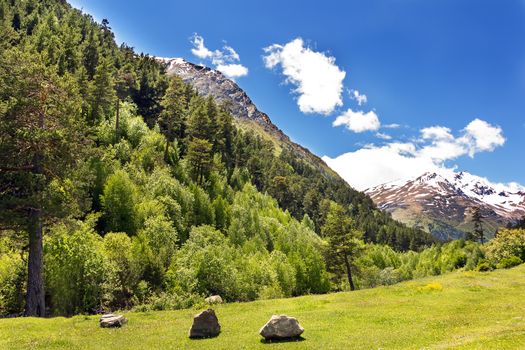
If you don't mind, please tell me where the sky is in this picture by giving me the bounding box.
[69,0,525,190]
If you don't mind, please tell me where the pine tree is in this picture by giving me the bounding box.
[0,49,88,316]
[187,138,213,185]
[321,202,364,291]
[471,206,485,244]
[158,75,186,158]
[89,56,115,124]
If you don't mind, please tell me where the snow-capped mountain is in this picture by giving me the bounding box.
[365,170,525,240]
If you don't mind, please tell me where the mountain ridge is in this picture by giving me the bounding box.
[160,57,340,180]
[366,169,525,240]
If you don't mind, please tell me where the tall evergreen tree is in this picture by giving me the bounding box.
[321,202,364,291]
[158,75,186,158]
[89,56,115,124]
[0,49,88,316]
[471,206,485,244]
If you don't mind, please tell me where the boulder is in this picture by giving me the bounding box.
[205,295,223,304]
[259,315,304,340]
[100,314,128,328]
[189,309,221,338]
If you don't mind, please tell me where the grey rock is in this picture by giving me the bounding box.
[189,309,221,339]
[259,315,304,340]
[205,295,223,304]
[100,314,127,328]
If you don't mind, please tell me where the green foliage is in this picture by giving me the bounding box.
[0,240,25,316]
[485,229,525,266]
[100,170,138,235]
[496,255,523,269]
[44,218,109,316]
[356,240,484,288]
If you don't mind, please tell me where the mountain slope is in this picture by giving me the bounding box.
[160,57,435,249]
[161,58,337,179]
[366,170,525,240]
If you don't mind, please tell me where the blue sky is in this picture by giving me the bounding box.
[69,0,525,190]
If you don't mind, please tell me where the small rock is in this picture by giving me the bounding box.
[189,309,221,338]
[205,295,223,304]
[100,314,128,328]
[259,315,304,340]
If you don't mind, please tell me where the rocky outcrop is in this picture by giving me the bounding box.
[189,309,221,339]
[99,314,128,328]
[259,315,304,340]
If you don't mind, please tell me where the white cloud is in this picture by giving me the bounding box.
[190,34,248,79]
[191,34,215,60]
[420,126,454,141]
[323,119,506,190]
[323,142,438,191]
[376,132,392,140]
[463,118,505,156]
[333,108,380,133]
[263,38,346,115]
[215,64,249,79]
[349,89,368,106]
[384,123,401,129]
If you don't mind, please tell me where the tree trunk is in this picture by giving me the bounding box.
[164,139,170,162]
[25,209,45,317]
[343,253,355,291]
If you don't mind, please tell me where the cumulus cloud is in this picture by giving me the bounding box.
[333,108,380,133]
[349,89,368,106]
[263,38,346,115]
[323,119,505,190]
[463,118,505,155]
[215,64,248,79]
[420,126,454,140]
[190,34,248,79]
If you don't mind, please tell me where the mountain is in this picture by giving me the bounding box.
[159,57,435,249]
[366,170,525,240]
[160,58,337,179]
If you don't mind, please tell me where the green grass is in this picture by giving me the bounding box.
[1,265,525,349]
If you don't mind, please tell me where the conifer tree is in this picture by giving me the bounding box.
[89,56,115,124]
[321,202,364,291]
[0,49,88,316]
[159,75,186,158]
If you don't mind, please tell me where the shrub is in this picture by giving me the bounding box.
[476,260,493,272]
[45,219,110,316]
[100,170,138,235]
[485,229,525,266]
[496,255,523,269]
[0,246,25,316]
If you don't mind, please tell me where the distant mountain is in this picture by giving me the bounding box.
[365,170,525,240]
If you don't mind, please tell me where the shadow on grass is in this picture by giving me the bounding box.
[189,333,221,340]
[260,336,306,344]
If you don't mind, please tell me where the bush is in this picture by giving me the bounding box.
[476,260,493,272]
[100,170,138,235]
[485,229,525,266]
[0,246,25,316]
[496,255,523,269]
[103,233,142,309]
[45,218,110,316]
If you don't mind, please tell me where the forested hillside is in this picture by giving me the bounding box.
[0,0,447,317]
